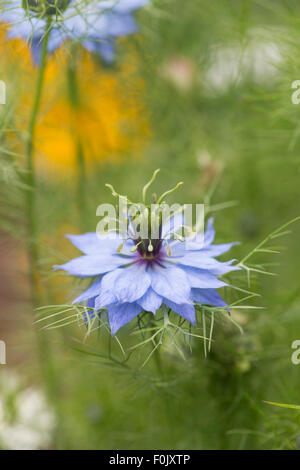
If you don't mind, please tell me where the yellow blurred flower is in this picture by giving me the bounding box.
[0,31,150,176]
[35,51,150,175]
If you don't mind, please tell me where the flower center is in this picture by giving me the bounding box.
[136,239,163,258]
[23,0,70,16]
[131,238,166,268]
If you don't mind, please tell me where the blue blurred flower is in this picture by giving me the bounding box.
[0,0,149,63]
[54,216,239,335]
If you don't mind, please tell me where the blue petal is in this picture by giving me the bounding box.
[199,243,238,256]
[104,13,138,37]
[0,1,25,23]
[1,0,148,52]
[137,288,162,313]
[107,302,142,335]
[2,2,46,40]
[83,297,97,322]
[188,217,215,248]
[89,13,138,39]
[95,288,117,310]
[166,240,185,257]
[177,252,240,275]
[63,6,99,37]
[163,298,196,325]
[182,266,227,288]
[47,28,66,53]
[204,217,215,246]
[151,265,192,305]
[192,288,227,307]
[53,253,130,277]
[87,297,96,308]
[100,0,150,14]
[30,36,42,64]
[186,241,237,255]
[83,39,116,63]
[65,232,123,255]
[6,23,36,40]
[66,10,137,40]
[97,41,116,63]
[161,212,184,239]
[30,29,65,63]
[98,263,151,304]
[72,277,102,304]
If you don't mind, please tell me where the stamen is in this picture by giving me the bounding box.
[142,168,160,204]
[164,240,172,256]
[117,241,124,252]
[163,227,186,242]
[157,181,184,204]
[105,184,133,204]
[105,183,119,198]
[130,241,142,252]
[171,233,185,242]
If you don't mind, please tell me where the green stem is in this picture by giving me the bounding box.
[67,43,87,230]
[149,318,174,430]
[76,142,87,229]
[26,20,58,401]
[26,20,51,307]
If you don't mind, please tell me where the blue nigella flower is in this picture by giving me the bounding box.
[54,212,239,336]
[0,0,149,63]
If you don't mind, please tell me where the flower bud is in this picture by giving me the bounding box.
[23,0,70,16]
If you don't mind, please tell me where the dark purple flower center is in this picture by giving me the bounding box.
[134,238,166,267]
[128,214,167,266]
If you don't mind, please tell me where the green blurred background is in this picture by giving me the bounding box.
[1,0,300,449]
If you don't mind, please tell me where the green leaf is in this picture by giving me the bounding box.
[263,401,300,410]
